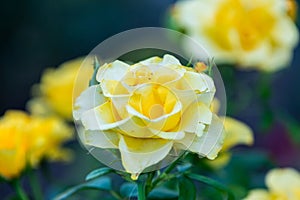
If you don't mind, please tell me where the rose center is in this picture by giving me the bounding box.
[149,104,165,119]
[129,83,178,119]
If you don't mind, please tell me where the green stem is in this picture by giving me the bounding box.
[145,171,155,195]
[109,190,123,200]
[152,151,188,188]
[137,181,146,200]
[186,173,235,200]
[12,179,29,200]
[28,168,43,200]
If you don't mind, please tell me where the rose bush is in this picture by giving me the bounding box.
[74,54,225,179]
[171,0,299,71]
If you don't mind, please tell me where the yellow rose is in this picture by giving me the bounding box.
[27,115,73,167]
[74,54,225,179]
[28,57,93,120]
[244,168,300,200]
[0,110,73,179]
[0,111,28,179]
[172,0,299,71]
[207,99,253,168]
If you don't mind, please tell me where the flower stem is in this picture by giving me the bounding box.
[12,179,29,200]
[28,168,43,200]
[152,151,188,188]
[137,181,146,200]
[145,171,155,195]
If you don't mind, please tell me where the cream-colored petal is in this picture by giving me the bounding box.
[73,85,106,120]
[101,80,129,97]
[119,135,173,175]
[129,63,185,87]
[168,71,215,108]
[184,71,215,92]
[151,129,185,140]
[266,168,300,194]
[243,189,271,200]
[96,60,130,82]
[139,56,163,65]
[85,130,119,149]
[176,115,225,160]
[181,101,213,135]
[81,102,128,131]
[126,101,181,122]
[116,116,155,138]
[221,117,253,151]
[161,54,182,65]
[111,96,130,119]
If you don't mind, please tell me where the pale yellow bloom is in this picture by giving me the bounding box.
[0,110,72,179]
[74,54,225,179]
[28,57,93,120]
[244,168,300,200]
[172,0,299,71]
[207,99,253,169]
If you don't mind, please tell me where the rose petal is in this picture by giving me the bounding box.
[73,85,106,121]
[81,101,128,130]
[101,80,130,97]
[181,101,213,136]
[116,116,155,138]
[96,60,130,82]
[85,130,119,149]
[176,115,225,160]
[118,135,173,174]
[150,129,185,140]
[126,102,182,131]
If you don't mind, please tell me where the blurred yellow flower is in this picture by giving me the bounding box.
[244,168,300,200]
[27,115,73,167]
[28,57,93,120]
[172,0,299,71]
[0,110,72,180]
[207,99,253,168]
[0,111,28,179]
[74,54,225,179]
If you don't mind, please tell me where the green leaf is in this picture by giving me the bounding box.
[89,56,100,86]
[54,177,111,200]
[120,182,138,198]
[85,167,114,181]
[178,177,196,200]
[148,187,178,199]
[186,173,235,200]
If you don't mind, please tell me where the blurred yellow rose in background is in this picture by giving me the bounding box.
[0,110,72,180]
[74,54,225,179]
[172,0,299,71]
[244,168,300,199]
[28,57,93,120]
[0,111,28,179]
